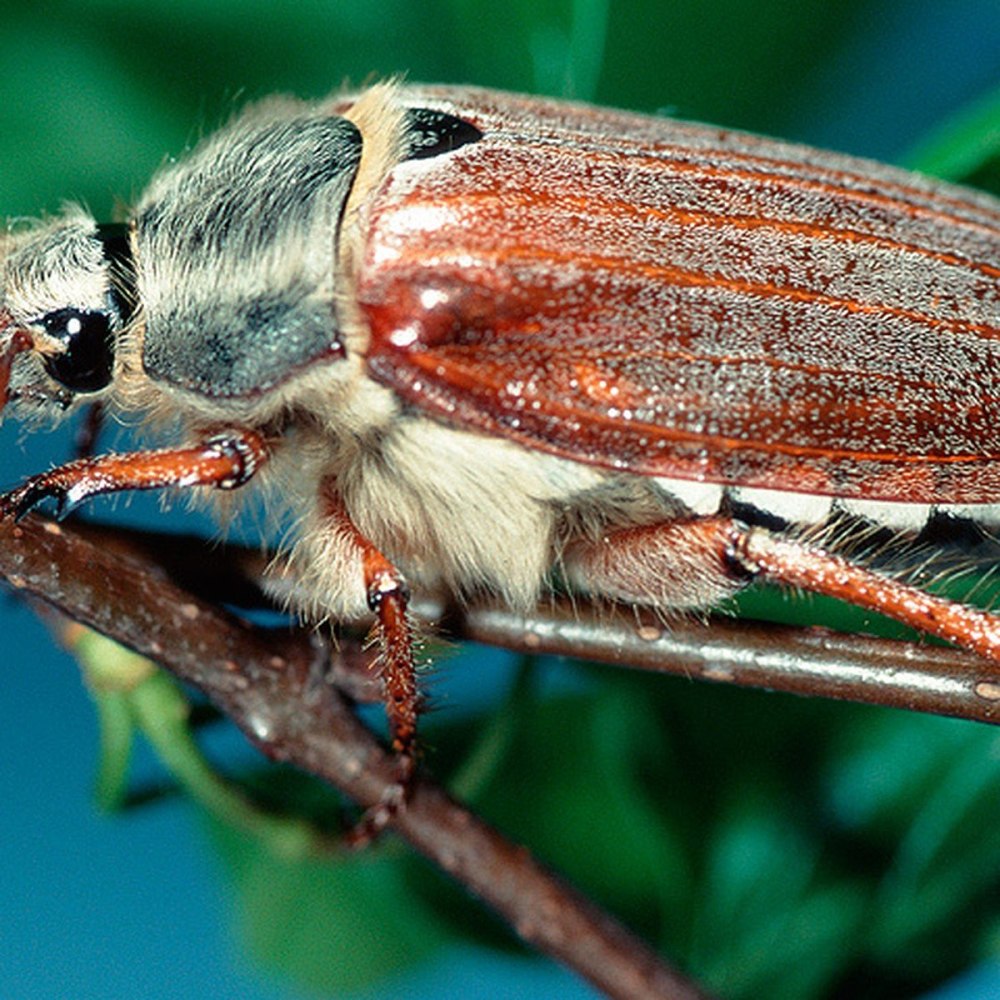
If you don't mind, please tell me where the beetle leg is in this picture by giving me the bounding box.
[566,516,1000,664]
[0,428,268,520]
[0,326,33,408]
[729,524,1000,663]
[73,401,106,459]
[320,491,420,844]
[563,516,749,611]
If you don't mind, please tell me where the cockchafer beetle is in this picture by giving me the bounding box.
[1,82,999,822]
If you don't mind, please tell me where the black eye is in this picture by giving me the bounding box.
[41,308,115,392]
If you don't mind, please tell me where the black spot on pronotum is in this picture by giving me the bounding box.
[405,108,483,160]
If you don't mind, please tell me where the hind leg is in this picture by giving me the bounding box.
[564,515,1000,663]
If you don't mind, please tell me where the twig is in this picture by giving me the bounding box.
[457,602,1000,725]
[0,513,713,1000]
[7,514,997,996]
[51,519,1000,725]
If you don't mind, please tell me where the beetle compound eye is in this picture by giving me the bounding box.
[41,308,115,392]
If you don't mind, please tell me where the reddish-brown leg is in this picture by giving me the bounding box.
[0,326,33,408]
[568,515,1000,666]
[73,401,106,459]
[0,428,268,520]
[564,515,749,610]
[322,490,420,843]
[730,525,1000,663]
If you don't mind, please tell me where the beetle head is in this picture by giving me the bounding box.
[0,210,127,421]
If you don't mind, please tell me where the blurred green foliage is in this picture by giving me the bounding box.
[4,0,996,218]
[2,1,1000,998]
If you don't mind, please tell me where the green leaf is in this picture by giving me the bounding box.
[691,797,866,1000]
[90,689,136,812]
[825,712,1000,968]
[209,822,451,993]
[905,84,1000,188]
[451,674,693,934]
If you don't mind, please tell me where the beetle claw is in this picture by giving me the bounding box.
[54,493,77,521]
[343,756,414,849]
[0,479,59,522]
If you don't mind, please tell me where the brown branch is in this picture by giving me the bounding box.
[58,519,1000,725]
[457,602,1000,725]
[0,513,712,1000]
[7,513,997,997]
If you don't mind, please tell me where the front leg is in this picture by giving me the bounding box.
[319,489,420,841]
[0,428,268,519]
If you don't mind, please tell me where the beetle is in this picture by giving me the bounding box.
[1,82,999,823]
